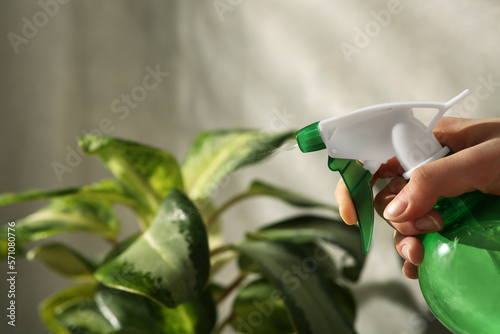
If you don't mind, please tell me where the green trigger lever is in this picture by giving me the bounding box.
[328,157,374,254]
[295,121,375,254]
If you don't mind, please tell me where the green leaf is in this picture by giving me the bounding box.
[0,179,134,208]
[27,243,95,280]
[0,188,80,207]
[39,284,113,334]
[100,233,141,265]
[79,135,184,223]
[0,197,119,244]
[238,253,263,274]
[298,242,339,280]
[76,179,137,207]
[329,281,357,326]
[231,277,294,334]
[181,130,293,202]
[95,285,216,334]
[95,189,210,308]
[234,240,356,334]
[246,180,338,211]
[0,180,140,248]
[237,242,338,279]
[249,215,366,281]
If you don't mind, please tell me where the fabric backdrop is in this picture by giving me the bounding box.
[1,1,499,333]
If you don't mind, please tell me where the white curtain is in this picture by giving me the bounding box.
[1,1,499,333]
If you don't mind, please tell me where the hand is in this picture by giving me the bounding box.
[335,117,500,279]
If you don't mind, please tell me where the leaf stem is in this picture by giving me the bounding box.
[206,192,252,230]
[215,273,247,304]
[210,244,232,257]
[210,245,239,278]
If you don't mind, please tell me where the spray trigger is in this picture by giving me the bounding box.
[328,158,374,254]
[296,90,470,254]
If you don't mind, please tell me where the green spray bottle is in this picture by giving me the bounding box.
[296,90,500,334]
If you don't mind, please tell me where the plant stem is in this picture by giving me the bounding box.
[206,192,252,230]
[215,273,247,304]
[210,244,232,257]
[214,311,236,334]
[210,245,239,278]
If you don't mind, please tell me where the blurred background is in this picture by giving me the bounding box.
[1,1,499,333]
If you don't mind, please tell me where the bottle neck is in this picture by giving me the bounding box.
[433,191,500,253]
[434,193,476,231]
[435,190,498,226]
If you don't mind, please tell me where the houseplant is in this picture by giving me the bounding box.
[0,130,366,333]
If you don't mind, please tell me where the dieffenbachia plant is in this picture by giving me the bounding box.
[0,130,366,334]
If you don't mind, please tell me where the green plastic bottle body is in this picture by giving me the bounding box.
[419,191,500,334]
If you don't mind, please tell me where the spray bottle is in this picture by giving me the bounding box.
[296,90,500,334]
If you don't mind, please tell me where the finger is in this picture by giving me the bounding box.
[402,261,419,279]
[376,177,440,235]
[335,178,358,225]
[375,117,499,182]
[394,232,423,279]
[383,139,500,223]
[433,117,500,152]
[374,177,407,217]
[391,209,443,235]
[393,232,424,266]
[369,117,496,180]
[373,157,405,181]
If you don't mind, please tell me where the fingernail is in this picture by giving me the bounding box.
[338,204,346,222]
[384,196,407,220]
[415,215,440,231]
[401,245,412,263]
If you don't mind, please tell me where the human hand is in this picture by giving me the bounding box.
[335,117,500,279]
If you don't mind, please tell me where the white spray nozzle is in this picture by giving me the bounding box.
[317,89,470,178]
